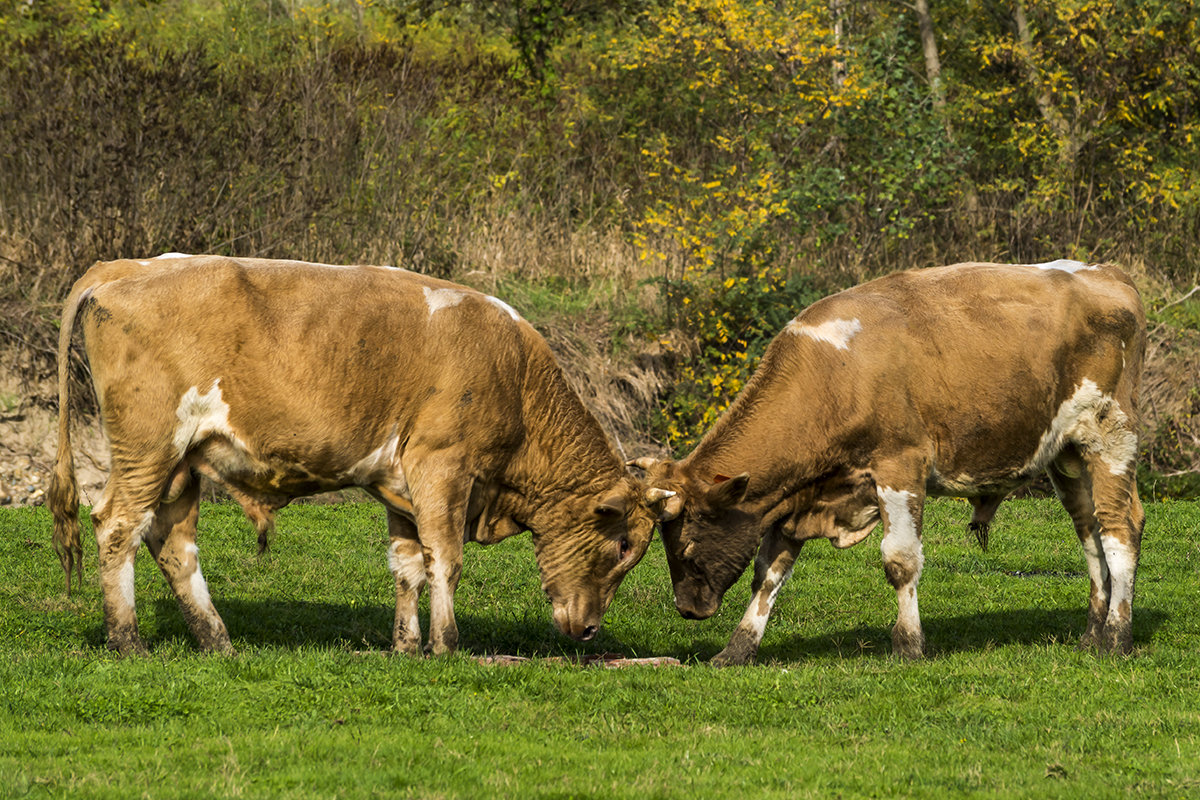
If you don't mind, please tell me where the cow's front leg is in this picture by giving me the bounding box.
[711,529,802,667]
[1083,455,1144,655]
[410,474,470,657]
[386,511,426,656]
[877,483,926,659]
[144,478,232,653]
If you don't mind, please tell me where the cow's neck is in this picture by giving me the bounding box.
[510,340,625,513]
[685,358,845,509]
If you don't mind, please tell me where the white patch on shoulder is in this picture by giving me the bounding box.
[155,252,193,260]
[1029,259,1095,273]
[424,286,468,317]
[877,487,923,568]
[486,295,522,321]
[786,317,862,350]
[172,380,240,456]
[1024,379,1137,476]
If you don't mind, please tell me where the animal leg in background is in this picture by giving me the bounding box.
[143,476,232,653]
[387,510,427,655]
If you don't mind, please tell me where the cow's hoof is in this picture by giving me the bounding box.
[1099,625,1133,656]
[891,628,925,660]
[108,637,149,657]
[710,644,756,667]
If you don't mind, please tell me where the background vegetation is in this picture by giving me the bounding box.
[3,498,1200,797]
[0,0,1196,491]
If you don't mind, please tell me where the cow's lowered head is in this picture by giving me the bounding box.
[528,475,666,641]
[629,458,762,620]
[632,457,882,622]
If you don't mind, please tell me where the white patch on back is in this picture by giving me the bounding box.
[786,317,862,350]
[172,380,241,457]
[155,252,193,260]
[486,295,522,321]
[1029,259,1095,273]
[424,287,467,317]
[1024,379,1137,476]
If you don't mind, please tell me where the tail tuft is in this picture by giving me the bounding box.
[49,450,83,594]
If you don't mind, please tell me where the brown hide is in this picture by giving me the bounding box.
[639,260,1146,661]
[49,255,658,655]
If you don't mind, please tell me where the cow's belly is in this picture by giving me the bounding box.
[187,435,390,499]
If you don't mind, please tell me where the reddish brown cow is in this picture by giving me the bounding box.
[635,260,1146,663]
[50,254,665,655]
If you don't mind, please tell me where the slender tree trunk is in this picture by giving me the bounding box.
[913,0,945,111]
[1013,0,1079,168]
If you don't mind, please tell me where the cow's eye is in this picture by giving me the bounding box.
[618,537,631,560]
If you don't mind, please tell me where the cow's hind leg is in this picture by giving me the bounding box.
[877,482,927,660]
[967,493,1005,551]
[91,485,155,655]
[143,471,232,653]
[387,510,426,656]
[711,528,803,667]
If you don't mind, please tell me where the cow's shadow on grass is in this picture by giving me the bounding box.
[129,597,619,657]
[749,606,1169,663]
[107,597,1169,661]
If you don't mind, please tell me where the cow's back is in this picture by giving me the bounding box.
[761,261,1145,490]
[76,255,529,480]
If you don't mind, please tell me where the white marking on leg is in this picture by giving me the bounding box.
[1028,259,1096,273]
[118,559,136,609]
[388,539,426,590]
[741,564,794,641]
[1102,533,1136,610]
[1024,379,1138,476]
[878,487,923,633]
[183,542,213,610]
[785,318,862,350]
[424,287,467,317]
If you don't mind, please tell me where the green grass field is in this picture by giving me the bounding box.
[2,498,1198,798]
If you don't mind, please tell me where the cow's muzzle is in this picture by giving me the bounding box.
[674,584,721,620]
[552,603,602,642]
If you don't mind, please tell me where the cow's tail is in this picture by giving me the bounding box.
[48,282,91,595]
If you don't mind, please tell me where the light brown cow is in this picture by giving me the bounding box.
[49,254,664,655]
[634,260,1146,663]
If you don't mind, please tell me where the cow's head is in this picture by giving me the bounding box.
[631,457,764,620]
[529,476,663,642]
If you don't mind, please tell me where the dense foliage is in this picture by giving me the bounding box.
[1,0,1196,464]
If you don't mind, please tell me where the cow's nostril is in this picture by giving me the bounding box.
[581,625,598,641]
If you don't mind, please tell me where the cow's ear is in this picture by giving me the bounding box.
[709,473,750,507]
[594,492,627,518]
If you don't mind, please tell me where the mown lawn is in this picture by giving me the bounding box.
[2,498,1198,798]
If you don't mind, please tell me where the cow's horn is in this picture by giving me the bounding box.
[645,487,676,504]
[626,457,659,471]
